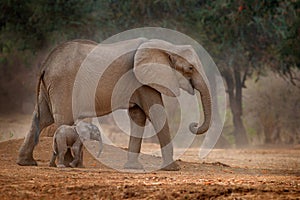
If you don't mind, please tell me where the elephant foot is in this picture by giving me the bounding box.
[49,162,57,167]
[17,157,38,166]
[124,160,144,170]
[77,163,85,168]
[161,161,180,171]
[64,149,74,167]
[57,164,66,168]
[69,161,78,168]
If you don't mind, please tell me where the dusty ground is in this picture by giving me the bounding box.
[0,114,299,199]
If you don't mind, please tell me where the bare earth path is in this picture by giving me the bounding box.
[0,137,299,199]
[0,114,299,199]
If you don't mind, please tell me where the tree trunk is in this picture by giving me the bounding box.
[223,66,249,147]
[209,70,230,148]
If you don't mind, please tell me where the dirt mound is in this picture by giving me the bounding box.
[0,138,299,199]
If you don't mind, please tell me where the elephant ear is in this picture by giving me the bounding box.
[133,40,180,97]
[75,121,90,141]
[175,70,195,95]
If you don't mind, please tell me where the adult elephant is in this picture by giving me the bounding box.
[17,38,212,171]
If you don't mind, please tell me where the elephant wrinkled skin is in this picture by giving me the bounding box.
[17,38,212,171]
[49,121,103,168]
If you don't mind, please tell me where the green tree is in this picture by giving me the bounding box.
[0,0,103,53]
[187,0,299,147]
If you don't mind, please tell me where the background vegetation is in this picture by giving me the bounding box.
[0,0,299,146]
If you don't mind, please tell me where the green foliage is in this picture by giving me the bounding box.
[187,0,299,73]
[0,0,101,52]
[1,0,297,71]
[9,131,14,138]
[99,0,195,35]
[279,1,300,72]
[0,131,14,141]
[184,1,299,145]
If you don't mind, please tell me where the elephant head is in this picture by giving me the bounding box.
[133,39,212,135]
[75,121,103,157]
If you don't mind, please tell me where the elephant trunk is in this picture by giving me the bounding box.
[96,135,103,157]
[189,73,212,135]
[97,140,103,158]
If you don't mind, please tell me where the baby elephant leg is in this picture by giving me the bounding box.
[64,149,74,167]
[49,152,57,167]
[50,139,58,167]
[57,147,67,168]
[77,150,84,168]
[69,139,83,168]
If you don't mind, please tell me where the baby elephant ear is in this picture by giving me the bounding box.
[75,121,90,140]
[133,42,180,97]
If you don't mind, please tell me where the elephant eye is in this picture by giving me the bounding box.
[185,66,193,73]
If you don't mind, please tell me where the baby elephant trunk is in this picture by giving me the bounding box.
[77,121,103,158]
[90,130,103,158]
[97,140,103,158]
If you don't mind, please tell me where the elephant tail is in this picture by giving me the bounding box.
[36,70,45,119]
[52,136,58,155]
[34,70,53,145]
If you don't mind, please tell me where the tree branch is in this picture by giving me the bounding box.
[241,64,250,88]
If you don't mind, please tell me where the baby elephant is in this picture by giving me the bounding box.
[49,121,103,168]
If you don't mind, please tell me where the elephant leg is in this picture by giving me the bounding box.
[56,136,68,168]
[57,147,67,168]
[77,150,84,168]
[148,107,180,170]
[155,121,180,171]
[70,140,82,168]
[137,87,180,171]
[17,111,39,166]
[17,92,54,166]
[124,106,146,170]
[63,149,74,167]
[49,152,57,167]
